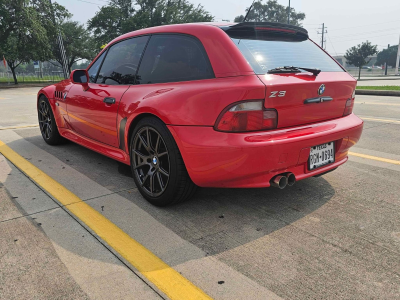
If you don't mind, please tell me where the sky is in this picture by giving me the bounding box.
[57,0,400,56]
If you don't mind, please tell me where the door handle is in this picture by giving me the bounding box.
[103,97,116,104]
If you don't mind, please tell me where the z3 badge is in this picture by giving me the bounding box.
[269,91,286,98]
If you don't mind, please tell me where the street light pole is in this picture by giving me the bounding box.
[287,0,291,24]
[395,34,400,76]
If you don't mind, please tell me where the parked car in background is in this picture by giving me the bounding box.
[37,22,363,206]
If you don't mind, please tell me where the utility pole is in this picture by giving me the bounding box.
[396,34,400,76]
[317,23,328,49]
[287,0,291,24]
[49,0,69,79]
[385,44,389,76]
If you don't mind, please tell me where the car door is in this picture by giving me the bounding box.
[66,36,149,147]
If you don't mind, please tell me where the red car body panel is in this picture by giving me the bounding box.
[37,22,364,188]
[258,72,357,128]
[67,83,129,147]
[168,113,363,187]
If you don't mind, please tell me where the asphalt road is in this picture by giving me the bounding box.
[0,87,399,300]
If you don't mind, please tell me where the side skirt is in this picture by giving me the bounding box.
[59,128,131,165]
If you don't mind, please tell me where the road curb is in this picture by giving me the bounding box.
[0,83,51,89]
[358,77,400,81]
[355,89,400,96]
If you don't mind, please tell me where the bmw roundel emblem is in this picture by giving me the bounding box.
[152,157,157,165]
[318,84,325,95]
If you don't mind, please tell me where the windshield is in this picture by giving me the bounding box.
[232,38,344,74]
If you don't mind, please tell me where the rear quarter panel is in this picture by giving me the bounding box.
[119,75,265,149]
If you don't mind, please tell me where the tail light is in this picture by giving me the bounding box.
[343,90,355,116]
[215,101,278,132]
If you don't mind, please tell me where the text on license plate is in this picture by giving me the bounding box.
[309,142,335,170]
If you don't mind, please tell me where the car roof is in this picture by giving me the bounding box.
[107,22,235,45]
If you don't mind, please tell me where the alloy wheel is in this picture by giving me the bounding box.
[132,127,170,197]
[38,100,52,140]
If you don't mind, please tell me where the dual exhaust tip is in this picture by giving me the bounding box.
[270,173,296,189]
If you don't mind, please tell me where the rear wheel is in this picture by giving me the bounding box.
[38,96,64,145]
[130,117,197,206]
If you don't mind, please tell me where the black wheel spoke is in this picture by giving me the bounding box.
[158,152,168,158]
[146,128,151,151]
[159,168,169,177]
[149,173,154,193]
[141,174,149,187]
[139,134,149,152]
[155,135,160,153]
[133,149,146,159]
[157,172,164,189]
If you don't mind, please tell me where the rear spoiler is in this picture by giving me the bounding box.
[220,22,308,41]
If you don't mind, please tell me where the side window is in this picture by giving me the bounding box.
[96,36,149,85]
[136,35,214,84]
[87,51,106,83]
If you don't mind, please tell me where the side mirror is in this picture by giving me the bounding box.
[70,69,89,91]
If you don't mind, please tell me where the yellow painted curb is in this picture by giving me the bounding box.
[0,140,212,300]
[360,117,400,124]
[0,125,39,130]
[348,152,400,165]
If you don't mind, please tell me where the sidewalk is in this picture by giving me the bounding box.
[0,154,161,300]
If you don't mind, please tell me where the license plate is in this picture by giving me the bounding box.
[309,142,335,170]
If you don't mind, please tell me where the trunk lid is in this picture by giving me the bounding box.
[258,72,356,128]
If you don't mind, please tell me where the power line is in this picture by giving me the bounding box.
[328,20,400,31]
[329,32,399,43]
[76,0,104,5]
[329,27,400,39]
[327,34,337,56]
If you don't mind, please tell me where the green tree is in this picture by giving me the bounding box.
[88,0,213,49]
[0,0,22,42]
[50,21,97,73]
[376,45,398,68]
[344,41,378,80]
[0,0,70,84]
[234,0,305,26]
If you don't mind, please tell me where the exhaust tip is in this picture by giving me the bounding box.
[270,175,288,189]
[287,173,296,186]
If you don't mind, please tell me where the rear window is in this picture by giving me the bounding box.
[231,38,344,74]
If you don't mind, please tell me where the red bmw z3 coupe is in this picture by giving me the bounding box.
[37,22,363,206]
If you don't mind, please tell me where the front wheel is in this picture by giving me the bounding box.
[130,117,197,206]
[38,96,65,145]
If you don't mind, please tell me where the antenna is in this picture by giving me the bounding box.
[243,0,256,23]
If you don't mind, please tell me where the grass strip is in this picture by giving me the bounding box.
[356,86,400,91]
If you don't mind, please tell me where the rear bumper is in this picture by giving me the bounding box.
[168,114,363,188]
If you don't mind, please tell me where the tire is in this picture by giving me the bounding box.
[38,95,65,145]
[130,117,197,206]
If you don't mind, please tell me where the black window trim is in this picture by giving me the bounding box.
[87,48,108,83]
[90,34,151,85]
[134,32,215,85]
